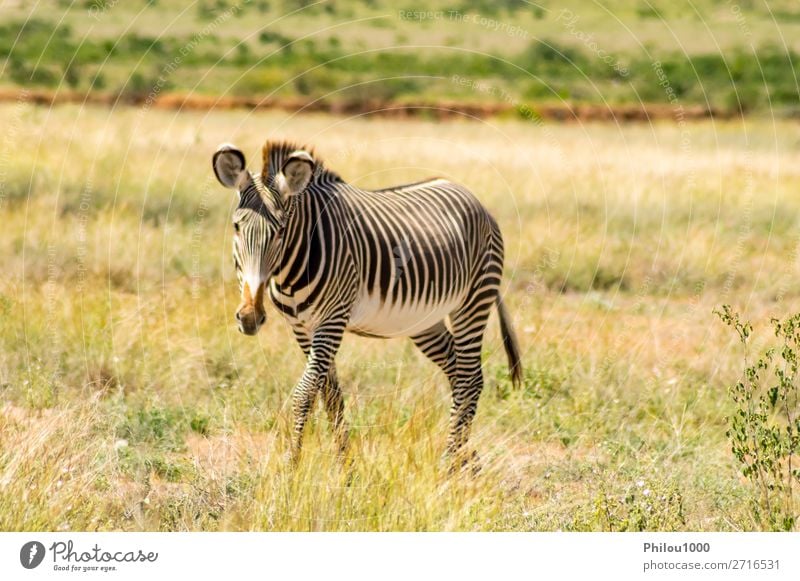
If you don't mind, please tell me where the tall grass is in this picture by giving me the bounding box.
[0,103,798,530]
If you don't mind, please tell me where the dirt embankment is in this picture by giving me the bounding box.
[0,88,726,122]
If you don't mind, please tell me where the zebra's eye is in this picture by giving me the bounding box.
[233,222,240,233]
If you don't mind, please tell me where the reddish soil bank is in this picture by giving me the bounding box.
[0,88,727,122]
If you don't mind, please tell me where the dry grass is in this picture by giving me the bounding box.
[0,102,798,530]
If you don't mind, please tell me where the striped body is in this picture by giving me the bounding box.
[213,141,522,469]
[267,177,498,339]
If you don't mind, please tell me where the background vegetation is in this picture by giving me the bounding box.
[0,0,798,113]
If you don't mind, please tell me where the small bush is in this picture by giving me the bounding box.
[190,414,211,436]
[119,407,188,452]
[716,305,800,531]
[594,479,685,531]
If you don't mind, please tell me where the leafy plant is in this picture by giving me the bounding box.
[715,305,800,530]
[593,479,685,531]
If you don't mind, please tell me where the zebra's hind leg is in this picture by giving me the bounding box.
[412,322,478,474]
[446,281,501,473]
[410,321,458,387]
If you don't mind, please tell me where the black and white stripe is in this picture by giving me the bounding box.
[213,141,522,467]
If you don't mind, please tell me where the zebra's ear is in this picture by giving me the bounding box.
[276,151,314,198]
[213,144,248,189]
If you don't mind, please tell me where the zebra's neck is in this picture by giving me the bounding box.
[271,188,322,292]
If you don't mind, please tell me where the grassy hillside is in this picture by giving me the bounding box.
[0,0,798,113]
[1,102,799,530]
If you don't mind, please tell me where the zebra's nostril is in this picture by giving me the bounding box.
[258,313,266,326]
[235,311,242,322]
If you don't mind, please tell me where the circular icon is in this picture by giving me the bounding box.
[20,541,46,569]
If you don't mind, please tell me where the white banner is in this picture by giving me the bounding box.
[1,533,798,581]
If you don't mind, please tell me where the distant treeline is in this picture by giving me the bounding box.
[1,17,797,114]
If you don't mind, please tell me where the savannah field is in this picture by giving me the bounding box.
[1,101,799,531]
[1,0,800,533]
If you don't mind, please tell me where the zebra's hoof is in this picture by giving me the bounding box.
[444,450,481,477]
[282,450,301,471]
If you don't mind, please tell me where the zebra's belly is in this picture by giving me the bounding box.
[347,291,462,338]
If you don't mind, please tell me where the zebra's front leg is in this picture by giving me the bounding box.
[289,319,347,466]
[321,365,350,460]
[289,368,321,466]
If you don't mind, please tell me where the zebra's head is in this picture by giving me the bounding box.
[212,143,314,335]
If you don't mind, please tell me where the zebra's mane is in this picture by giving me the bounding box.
[261,140,342,189]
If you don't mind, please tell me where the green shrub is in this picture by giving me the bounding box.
[716,305,800,531]
[119,407,188,452]
[594,479,685,531]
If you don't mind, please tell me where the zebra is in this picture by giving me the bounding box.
[212,141,522,468]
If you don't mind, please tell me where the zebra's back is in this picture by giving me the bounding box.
[335,178,502,338]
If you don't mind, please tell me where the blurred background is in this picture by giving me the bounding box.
[1,0,798,116]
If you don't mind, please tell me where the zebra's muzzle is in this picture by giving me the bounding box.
[236,282,266,335]
[236,308,266,335]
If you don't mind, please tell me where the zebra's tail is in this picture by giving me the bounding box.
[496,295,523,389]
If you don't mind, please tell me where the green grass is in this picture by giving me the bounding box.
[0,1,798,113]
[1,103,798,530]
